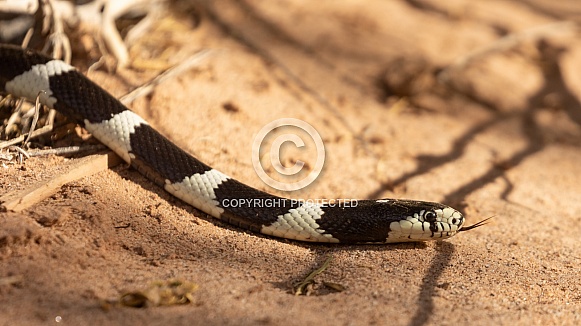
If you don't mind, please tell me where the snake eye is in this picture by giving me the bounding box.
[424,211,437,222]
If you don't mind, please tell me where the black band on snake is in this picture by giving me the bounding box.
[0,44,466,244]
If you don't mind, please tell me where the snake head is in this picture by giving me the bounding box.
[387,205,465,242]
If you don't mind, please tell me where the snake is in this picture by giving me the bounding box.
[0,44,468,244]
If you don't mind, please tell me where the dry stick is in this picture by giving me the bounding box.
[0,275,24,286]
[4,110,21,136]
[2,97,25,135]
[48,3,72,63]
[91,0,166,68]
[0,0,39,14]
[0,152,123,212]
[8,146,31,160]
[119,49,213,105]
[46,108,56,126]
[438,21,579,83]
[122,0,168,53]
[27,145,107,157]
[23,92,44,146]
[0,124,56,150]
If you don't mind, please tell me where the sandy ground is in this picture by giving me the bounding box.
[2,0,581,325]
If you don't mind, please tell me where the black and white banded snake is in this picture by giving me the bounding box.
[0,44,479,244]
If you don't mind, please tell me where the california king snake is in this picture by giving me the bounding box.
[0,44,467,244]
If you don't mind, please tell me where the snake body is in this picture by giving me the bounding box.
[0,44,465,243]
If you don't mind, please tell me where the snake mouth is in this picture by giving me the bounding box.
[458,216,494,232]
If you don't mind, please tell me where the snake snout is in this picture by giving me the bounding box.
[425,207,464,239]
[439,207,465,230]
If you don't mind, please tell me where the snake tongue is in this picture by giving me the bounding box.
[458,216,494,232]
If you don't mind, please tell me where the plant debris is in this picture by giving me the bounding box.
[293,256,345,296]
[119,279,198,308]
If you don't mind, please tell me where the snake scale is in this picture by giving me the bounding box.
[0,44,466,243]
